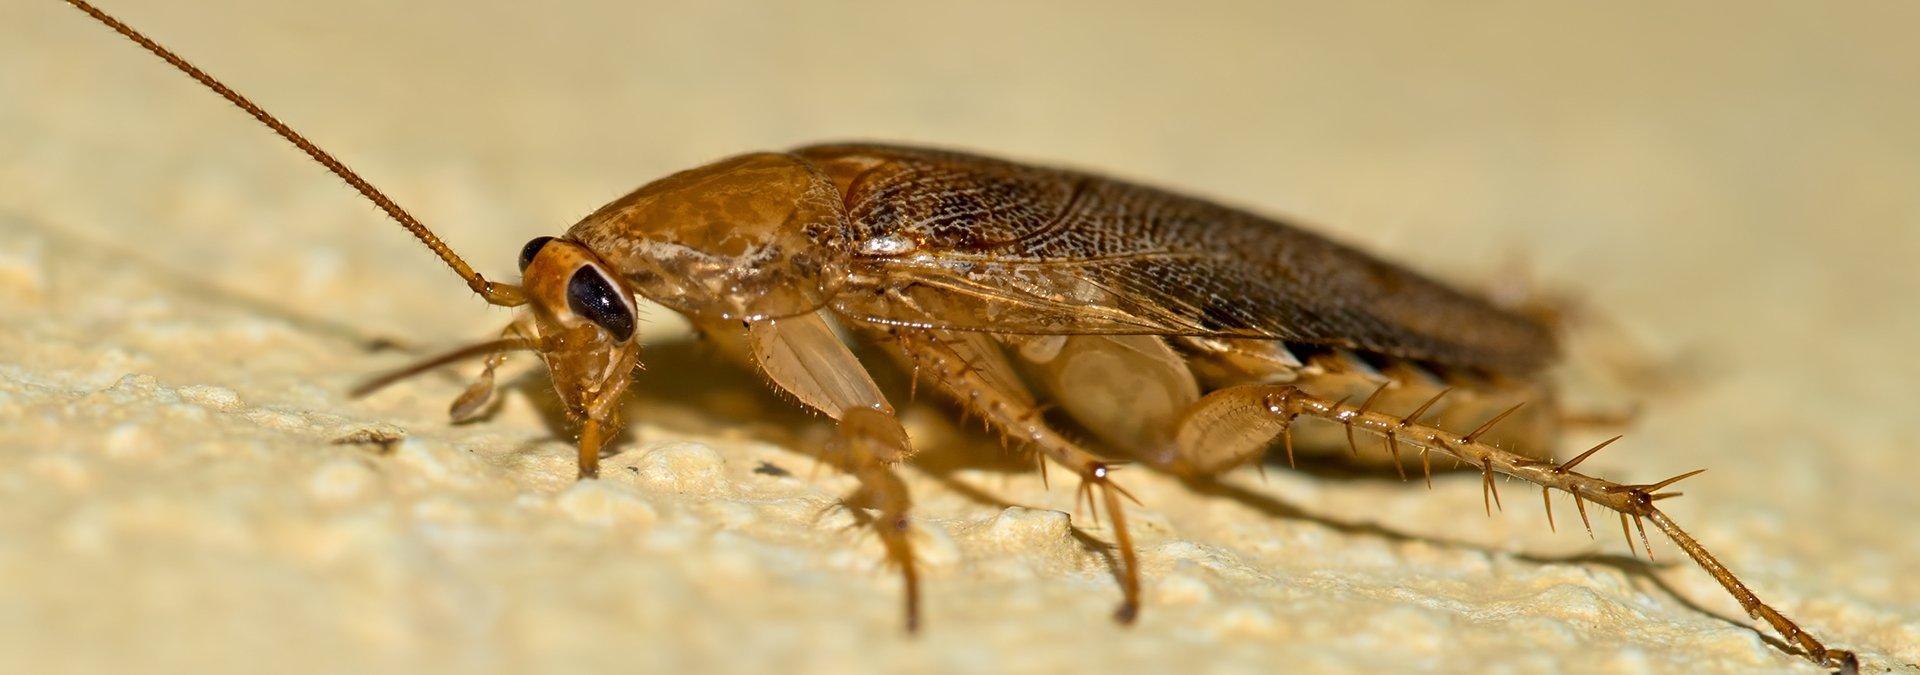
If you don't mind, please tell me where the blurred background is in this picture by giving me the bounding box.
[1,1,1916,673]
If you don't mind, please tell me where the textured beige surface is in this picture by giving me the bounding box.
[3,2,1918,673]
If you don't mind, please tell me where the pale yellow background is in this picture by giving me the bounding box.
[1,1,1916,673]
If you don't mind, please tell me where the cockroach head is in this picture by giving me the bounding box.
[517,236,638,345]
[515,236,641,416]
[564,152,852,322]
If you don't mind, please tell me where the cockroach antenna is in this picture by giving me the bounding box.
[58,0,527,307]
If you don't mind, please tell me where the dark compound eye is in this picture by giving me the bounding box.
[566,265,635,342]
[518,236,557,271]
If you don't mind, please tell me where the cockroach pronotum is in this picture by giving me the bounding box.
[57,1,1857,670]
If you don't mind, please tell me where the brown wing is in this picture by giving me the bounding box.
[795,143,1559,377]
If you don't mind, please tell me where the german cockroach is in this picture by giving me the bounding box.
[58,0,1857,670]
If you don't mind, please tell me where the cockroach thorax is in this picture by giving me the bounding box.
[564,152,854,323]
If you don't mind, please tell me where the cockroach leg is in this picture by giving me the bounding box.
[749,313,924,631]
[1178,384,1853,671]
[1460,402,1527,445]
[834,407,923,632]
[1348,383,1393,459]
[1169,387,1298,476]
[1480,458,1502,516]
[1097,465,1142,624]
[1541,486,1556,532]
[893,329,1144,624]
[1400,388,1453,489]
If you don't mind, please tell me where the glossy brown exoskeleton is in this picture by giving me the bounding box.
[61,1,1856,670]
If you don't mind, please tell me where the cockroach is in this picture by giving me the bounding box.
[59,1,1856,670]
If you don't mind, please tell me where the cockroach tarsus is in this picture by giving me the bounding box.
[60,1,1857,671]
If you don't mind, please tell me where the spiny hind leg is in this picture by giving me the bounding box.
[746,312,922,630]
[1177,339,1556,474]
[891,329,1144,624]
[1168,378,1528,481]
[1174,383,1854,672]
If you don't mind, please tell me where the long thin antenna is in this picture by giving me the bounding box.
[60,0,526,307]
